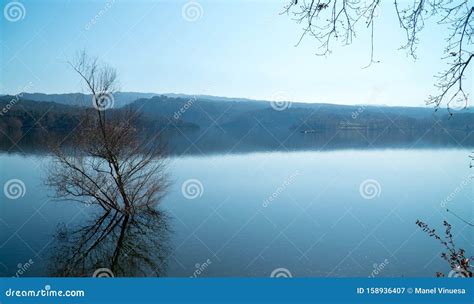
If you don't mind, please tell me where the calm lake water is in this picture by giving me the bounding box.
[0,149,472,277]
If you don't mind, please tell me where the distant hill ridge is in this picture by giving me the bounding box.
[11,91,470,111]
[1,93,473,133]
[2,94,474,153]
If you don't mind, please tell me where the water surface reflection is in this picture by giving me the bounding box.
[49,208,170,277]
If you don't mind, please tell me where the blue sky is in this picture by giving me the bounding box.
[0,0,468,106]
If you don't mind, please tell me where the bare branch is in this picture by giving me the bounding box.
[285,1,473,112]
[47,52,169,215]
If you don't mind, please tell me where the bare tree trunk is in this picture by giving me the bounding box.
[47,51,169,215]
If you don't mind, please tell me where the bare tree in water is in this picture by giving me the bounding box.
[284,0,473,113]
[47,51,168,215]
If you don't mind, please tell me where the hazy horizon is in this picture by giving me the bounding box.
[1,90,464,109]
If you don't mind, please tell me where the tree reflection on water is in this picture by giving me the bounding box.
[49,208,171,277]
